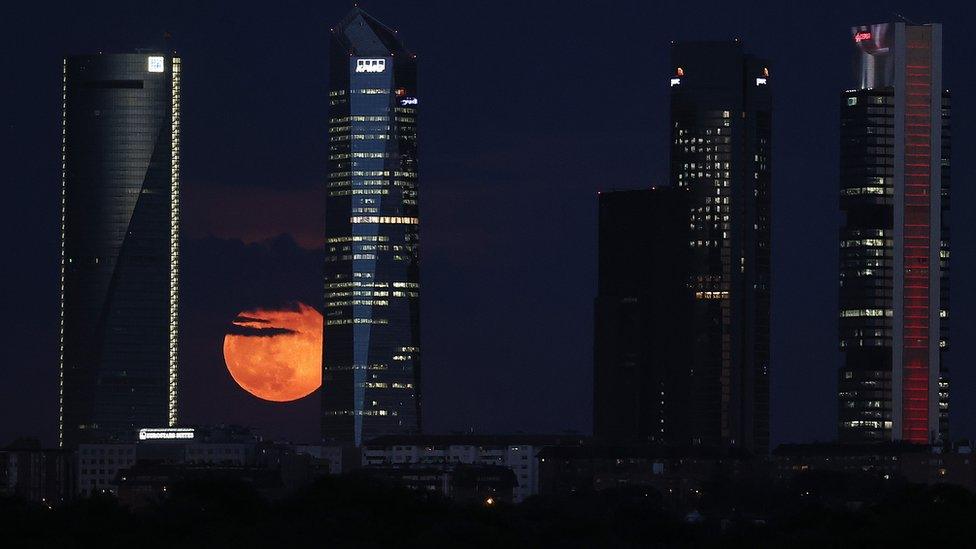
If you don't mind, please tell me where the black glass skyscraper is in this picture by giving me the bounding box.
[60,52,181,448]
[593,188,694,444]
[323,8,421,446]
[838,23,949,444]
[669,41,772,453]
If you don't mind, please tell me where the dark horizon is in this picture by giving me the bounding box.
[5,0,976,449]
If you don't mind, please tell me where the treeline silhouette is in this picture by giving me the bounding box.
[3,471,976,546]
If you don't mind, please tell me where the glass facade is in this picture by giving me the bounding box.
[60,52,181,448]
[669,42,772,453]
[322,8,422,446]
[838,23,949,444]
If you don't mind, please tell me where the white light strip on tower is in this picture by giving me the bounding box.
[168,57,181,427]
[58,58,67,448]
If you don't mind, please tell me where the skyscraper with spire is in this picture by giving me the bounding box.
[322,8,422,446]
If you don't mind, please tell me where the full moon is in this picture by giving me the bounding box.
[222,302,323,402]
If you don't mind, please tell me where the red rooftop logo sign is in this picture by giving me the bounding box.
[854,32,872,42]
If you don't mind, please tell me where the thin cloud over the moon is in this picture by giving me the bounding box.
[223,303,323,402]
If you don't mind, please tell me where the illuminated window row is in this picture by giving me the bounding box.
[326,364,389,371]
[362,382,414,389]
[326,289,395,298]
[351,216,419,225]
[328,252,387,262]
[841,239,890,248]
[326,318,389,326]
[330,134,390,142]
[695,291,729,300]
[325,280,392,289]
[841,187,888,196]
[326,235,389,244]
[842,421,892,429]
[330,170,392,178]
[327,299,390,307]
[391,291,418,298]
[329,152,390,160]
[330,115,389,123]
[840,309,892,318]
[324,410,398,417]
[329,190,390,197]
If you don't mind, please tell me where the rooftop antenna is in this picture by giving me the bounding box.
[892,12,918,25]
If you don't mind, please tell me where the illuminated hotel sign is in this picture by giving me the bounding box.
[148,56,164,73]
[854,31,872,42]
[355,58,386,73]
[670,78,681,87]
[400,97,418,105]
[138,427,194,441]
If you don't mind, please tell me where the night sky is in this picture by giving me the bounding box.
[4,0,976,447]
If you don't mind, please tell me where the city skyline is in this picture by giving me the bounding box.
[6,1,976,449]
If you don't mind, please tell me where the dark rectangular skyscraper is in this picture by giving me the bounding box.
[669,41,772,453]
[60,52,181,448]
[322,8,422,446]
[593,188,694,444]
[838,23,949,444]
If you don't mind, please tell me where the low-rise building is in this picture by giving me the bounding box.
[0,439,73,505]
[362,434,584,502]
[772,442,976,490]
[360,463,518,504]
[77,425,260,497]
[537,444,757,504]
[116,463,284,508]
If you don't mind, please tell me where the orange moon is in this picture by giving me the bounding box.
[222,303,323,402]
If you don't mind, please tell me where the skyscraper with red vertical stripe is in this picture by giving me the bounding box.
[838,22,950,444]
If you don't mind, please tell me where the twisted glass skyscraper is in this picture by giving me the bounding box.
[60,52,181,448]
[322,8,422,446]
